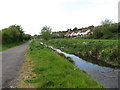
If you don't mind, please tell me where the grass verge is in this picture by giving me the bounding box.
[16,55,37,88]
[17,40,103,88]
[0,41,28,51]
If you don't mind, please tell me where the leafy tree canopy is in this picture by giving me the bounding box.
[40,25,52,41]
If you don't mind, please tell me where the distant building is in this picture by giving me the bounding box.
[64,29,92,37]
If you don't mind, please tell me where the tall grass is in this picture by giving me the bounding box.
[48,39,119,67]
[24,40,103,88]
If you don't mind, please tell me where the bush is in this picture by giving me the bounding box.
[92,23,118,39]
[1,25,31,44]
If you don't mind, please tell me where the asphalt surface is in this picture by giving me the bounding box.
[1,41,31,88]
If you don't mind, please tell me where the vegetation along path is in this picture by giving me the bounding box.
[16,40,103,88]
[1,41,32,88]
[48,39,120,88]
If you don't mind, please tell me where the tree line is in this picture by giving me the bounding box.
[92,19,120,39]
[0,25,31,44]
[33,19,120,40]
[53,19,120,40]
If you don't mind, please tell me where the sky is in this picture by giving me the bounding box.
[0,0,119,35]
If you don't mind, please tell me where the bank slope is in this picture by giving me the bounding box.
[17,40,103,88]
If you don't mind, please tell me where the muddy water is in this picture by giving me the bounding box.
[48,46,120,88]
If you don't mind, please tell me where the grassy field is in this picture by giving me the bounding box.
[48,38,119,67]
[0,41,27,51]
[19,40,103,88]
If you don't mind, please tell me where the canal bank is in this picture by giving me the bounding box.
[48,45,120,88]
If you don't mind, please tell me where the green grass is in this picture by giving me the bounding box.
[47,38,119,67]
[0,41,28,51]
[25,40,103,88]
[0,44,2,51]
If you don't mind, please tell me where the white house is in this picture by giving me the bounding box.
[70,32,75,37]
[78,29,91,36]
[65,29,92,37]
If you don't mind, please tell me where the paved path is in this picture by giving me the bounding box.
[1,41,32,88]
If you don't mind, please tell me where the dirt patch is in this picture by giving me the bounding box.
[9,55,37,88]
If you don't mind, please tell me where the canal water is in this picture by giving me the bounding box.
[48,45,120,88]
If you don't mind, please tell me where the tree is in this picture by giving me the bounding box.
[67,28,72,32]
[93,26,103,39]
[40,26,52,41]
[1,25,31,44]
[23,34,31,40]
[101,18,113,25]
[73,27,78,31]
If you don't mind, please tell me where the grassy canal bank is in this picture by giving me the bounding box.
[17,40,103,88]
[48,39,119,67]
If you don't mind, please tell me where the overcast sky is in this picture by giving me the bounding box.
[0,0,119,35]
